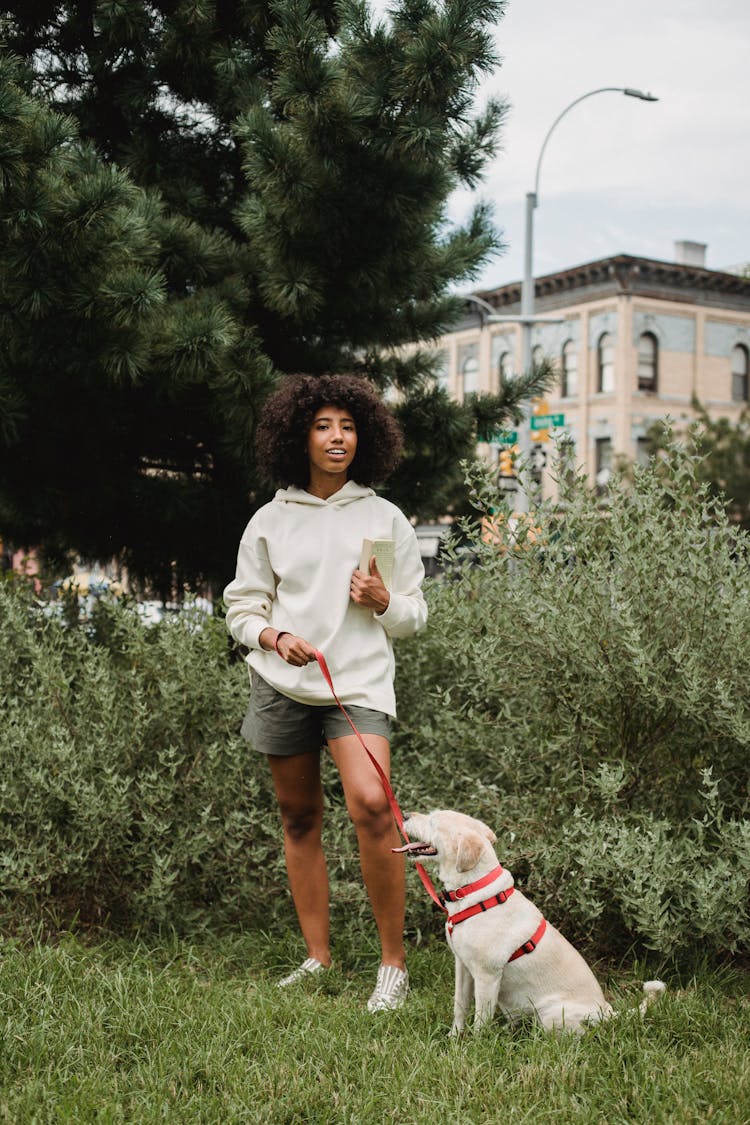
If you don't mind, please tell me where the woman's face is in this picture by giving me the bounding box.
[306,405,358,483]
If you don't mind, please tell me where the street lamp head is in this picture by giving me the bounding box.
[532,85,659,199]
[463,292,504,322]
[623,87,659,102]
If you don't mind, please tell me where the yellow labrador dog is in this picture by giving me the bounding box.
[397,810,664,1034]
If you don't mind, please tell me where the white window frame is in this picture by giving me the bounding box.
[597,333,615,394]
[637,332,658,393]
[731,344,749,403]
[595,435,613,491]
[458,343,479,397]
[499,351,515,384]
[561,340,578,397]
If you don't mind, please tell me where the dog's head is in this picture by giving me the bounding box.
[396,810,498,888]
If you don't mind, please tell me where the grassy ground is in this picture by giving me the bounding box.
[1,928,749,1124]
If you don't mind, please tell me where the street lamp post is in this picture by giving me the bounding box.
[464,87,658,508]
[521,86,658,375]
[514,85,658,510]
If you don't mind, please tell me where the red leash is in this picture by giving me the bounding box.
[314,649,447,914]
[314,651,547,962]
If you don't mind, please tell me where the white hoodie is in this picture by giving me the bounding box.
[223,480,427,717]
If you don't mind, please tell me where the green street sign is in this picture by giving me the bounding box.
[530,413,565,430]
[490,429,518,444]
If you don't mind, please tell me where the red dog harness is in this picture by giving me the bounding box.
[443,865,505,901]
[508,919,547,961]
[445,866,548,960]
[446,887,516,933]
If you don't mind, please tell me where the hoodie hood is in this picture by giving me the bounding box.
[274,480,375,507]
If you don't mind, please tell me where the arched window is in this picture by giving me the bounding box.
[462,355,478,395]
[499,351,514,385]
[458,343,479,396]
[732,344,749,403]
[597,333,615,394]
[638,332,658,392]
[561,340,578,397]
[434,349,450,389]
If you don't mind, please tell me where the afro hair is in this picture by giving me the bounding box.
[255,374,403,488]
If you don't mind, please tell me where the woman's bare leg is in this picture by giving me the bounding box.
[327,735,405,969]
[268,751,331,965]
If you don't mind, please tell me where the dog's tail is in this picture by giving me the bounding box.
[638,979,667,1016]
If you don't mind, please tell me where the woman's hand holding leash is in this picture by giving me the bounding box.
[260,628,318,666]
[276,633,319,666]
[350,557,390,613]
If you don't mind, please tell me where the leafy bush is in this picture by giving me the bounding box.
[0,585,277,930]
[393,439,750,955]
[2,439,750,957]
[0,582,382,935]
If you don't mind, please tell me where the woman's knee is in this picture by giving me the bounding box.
[278,801,323,844]
[347,791,393,837]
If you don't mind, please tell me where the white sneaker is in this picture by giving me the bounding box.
[367,964,409,1012]
[277,957,328,988]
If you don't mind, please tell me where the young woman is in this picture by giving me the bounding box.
[224,374,427,1011]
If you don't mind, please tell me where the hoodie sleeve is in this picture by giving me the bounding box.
[223,527,277,651]
[373,519,428,639]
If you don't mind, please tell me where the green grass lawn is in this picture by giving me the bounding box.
[1,929,749,1124]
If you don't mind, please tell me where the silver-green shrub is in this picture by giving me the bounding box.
[3,438,750,956]
[394,439,750,955]
[0,587,286,931]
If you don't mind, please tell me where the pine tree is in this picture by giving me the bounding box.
[1,1,548,592]
[0,58,271,595]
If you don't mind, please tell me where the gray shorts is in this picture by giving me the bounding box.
[241,670,392,757]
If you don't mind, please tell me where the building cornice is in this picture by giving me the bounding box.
[475,254,750,316]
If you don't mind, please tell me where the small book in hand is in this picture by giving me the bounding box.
[360,538,395,589]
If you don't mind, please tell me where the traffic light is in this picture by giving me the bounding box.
[498,445,516,477]
[529,443,547,482]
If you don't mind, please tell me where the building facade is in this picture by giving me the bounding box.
[433,244,750,487]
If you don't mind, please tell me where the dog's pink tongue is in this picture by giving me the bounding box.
[391,841,429,854]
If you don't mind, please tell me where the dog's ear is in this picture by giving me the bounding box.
[456,830,485,872]
[470,816,497,845]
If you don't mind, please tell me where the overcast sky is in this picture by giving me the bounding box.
[446,0,750,291]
